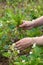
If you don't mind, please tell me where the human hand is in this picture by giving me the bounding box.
[15,38,33,50]
[19,20,34,30]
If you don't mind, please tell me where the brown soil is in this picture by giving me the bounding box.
[0,2,7,17]
[0,56,9,65]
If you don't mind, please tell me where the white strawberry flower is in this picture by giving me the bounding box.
[29,51,32,54]
[22,60,25,62]
[12,43,15,47]
[11,43,15,51]
[17,50,20,53]
[15,48,17,50]
[0,23,3,27]
[32,43,36,48]
[7,20,10,23]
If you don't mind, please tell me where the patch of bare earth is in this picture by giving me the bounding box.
[0,2,7,17]
[0,56,9,65]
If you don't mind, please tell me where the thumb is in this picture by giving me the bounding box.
[19,23,25,27]
[19,20,26,27]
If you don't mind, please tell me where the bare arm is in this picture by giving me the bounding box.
[32,16,43,28]
[19,16,43,30]
[33,36,43,45]
[15,36,43,50]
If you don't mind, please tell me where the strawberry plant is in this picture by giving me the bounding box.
[0,0,43,65]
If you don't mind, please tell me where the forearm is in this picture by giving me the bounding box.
[33,36,43,45]
[32,16,43,28]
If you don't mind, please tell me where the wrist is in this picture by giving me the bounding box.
[32,37,39,45]
[32,20,37,28]
[31,37,35,45]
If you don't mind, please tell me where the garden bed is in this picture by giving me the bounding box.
[0,56,9,65]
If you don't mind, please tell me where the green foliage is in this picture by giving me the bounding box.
[0,0,43,65]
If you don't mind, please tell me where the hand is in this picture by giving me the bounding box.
[15,38,33,50]
[19,20,34,30]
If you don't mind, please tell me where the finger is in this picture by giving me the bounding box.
[18,45,27,50]
[26,26,33,30]
[19,21,26,27]
[20,46,28,51]
[21,26,29,30]
[18,47,24,51]
[16,45,25,51]
[17,47,22,50]
[16,40,21,45]
[22,20,26,23]
[16,46,24,51]
[23,26,33,30]
[19,24,25,28]
[15,43,21,48]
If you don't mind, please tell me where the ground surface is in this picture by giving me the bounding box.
[0,56,9,65]
[0,0,43,65]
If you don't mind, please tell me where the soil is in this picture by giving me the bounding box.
[0,1,7,17]
[0,56,9,65]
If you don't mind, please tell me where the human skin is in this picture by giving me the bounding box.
[15,36,43,50]
[15,16,43,50]
[19,16,43,30]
